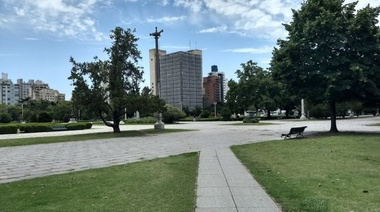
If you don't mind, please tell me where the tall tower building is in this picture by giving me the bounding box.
[203,65,227,106]
[0,73,19,105]
[159,49,203,110]
[149,49,166,95]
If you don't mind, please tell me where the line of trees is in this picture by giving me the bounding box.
[65,0,379,133]
[225,0,380,132]
[0,100,73,123]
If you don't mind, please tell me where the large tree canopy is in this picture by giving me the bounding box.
[271,0,380,132]
[226,60,281,117]
[69,27,146,133]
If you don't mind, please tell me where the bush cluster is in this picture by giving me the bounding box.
[0,113,12,124]
[200,110,211,118]
[66,122,92,130]
[0,122,93,134]
[163,105,186,124]
[0,124,19,134]
[124,117,156,124]
[243,117,260,123]
[19,123,52,133]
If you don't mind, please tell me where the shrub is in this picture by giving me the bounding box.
[85,122,93,129]
[38,112,53,122]
[220,107,232,121]
[309,103,329,119]
[162,105,186,124]
[19,123,52,133]
[124,117,156,124]
[200,110,211,118]
[66,122,87,130]
[243,117,259,123]
[0,113,12,123]
[0,124,19,134]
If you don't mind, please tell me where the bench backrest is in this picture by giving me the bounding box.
[289,126,307,134]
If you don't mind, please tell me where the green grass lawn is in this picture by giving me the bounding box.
[232,135,380,212]
[368,123,380,126]
[229,122,276,126]
[0,152,199,212]
[0,129,192,148]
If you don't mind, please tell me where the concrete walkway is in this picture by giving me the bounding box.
[196,148,281,211]
[1,117,379,211]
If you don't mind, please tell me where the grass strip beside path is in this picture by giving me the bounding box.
[0,152,199,212]
[232,135,380,212]
[229,122,276,126]
[0,129,192,148]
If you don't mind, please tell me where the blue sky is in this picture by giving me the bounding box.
[0,0,379,100]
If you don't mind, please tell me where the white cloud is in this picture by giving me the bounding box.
[198,25,227,33]
[147,16,187,23]
[200,0,301,40]
[344,0,380,8]
[173,0,204,13]
[223,46,273,54]
[161,0,169,6]
[1,0,106,40]
[24,37,39,41]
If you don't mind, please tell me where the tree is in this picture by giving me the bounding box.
[50,101,72,122]
[225,79,241,114]
[227,60,281,118]
[69,27,144,133]
[162,105,185,124]
[220,107,232,121]
[271,0,380,132]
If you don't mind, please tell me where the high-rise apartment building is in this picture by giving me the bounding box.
[203,65,227,106]
[0,74,66,105]
[0,73,19,105]
[149,49,167,96]
[159,49,203,110]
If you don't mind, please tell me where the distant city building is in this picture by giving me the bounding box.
[0,73,19,105]
[159,49,203,110]
[203,65,227,106]
[0,73,65,105]
[149,49,167,96]
[17,79,33,100]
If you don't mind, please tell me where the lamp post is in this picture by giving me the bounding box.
[21,103,24,122]
[213,102,217,117]
[300,99,307,120]
[150,27,164,97]
[150,27,165,129]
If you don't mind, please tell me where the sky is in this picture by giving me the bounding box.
[0,0,379,100]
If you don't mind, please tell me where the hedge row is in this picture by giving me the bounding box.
[0,122,93,134]
[0,124,19,134]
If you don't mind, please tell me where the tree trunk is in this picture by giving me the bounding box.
[112,125,121,133]
[112,113,121,133]
[267,110,271,119]
[329,101,339,133]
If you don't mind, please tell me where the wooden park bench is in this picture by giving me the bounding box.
[281,126,307,139]
[51,125,68,131]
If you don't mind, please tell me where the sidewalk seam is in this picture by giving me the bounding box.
[215,149,239,212]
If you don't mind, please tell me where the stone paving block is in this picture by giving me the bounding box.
[195,208,237,212]
[197,187,231,197]
[197,175,228,187]
[229,186,269,196]
[238,208,281,212]
[233,195,280,209]
[196,196,236,208]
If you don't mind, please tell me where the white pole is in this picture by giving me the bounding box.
[300,99,307,120]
